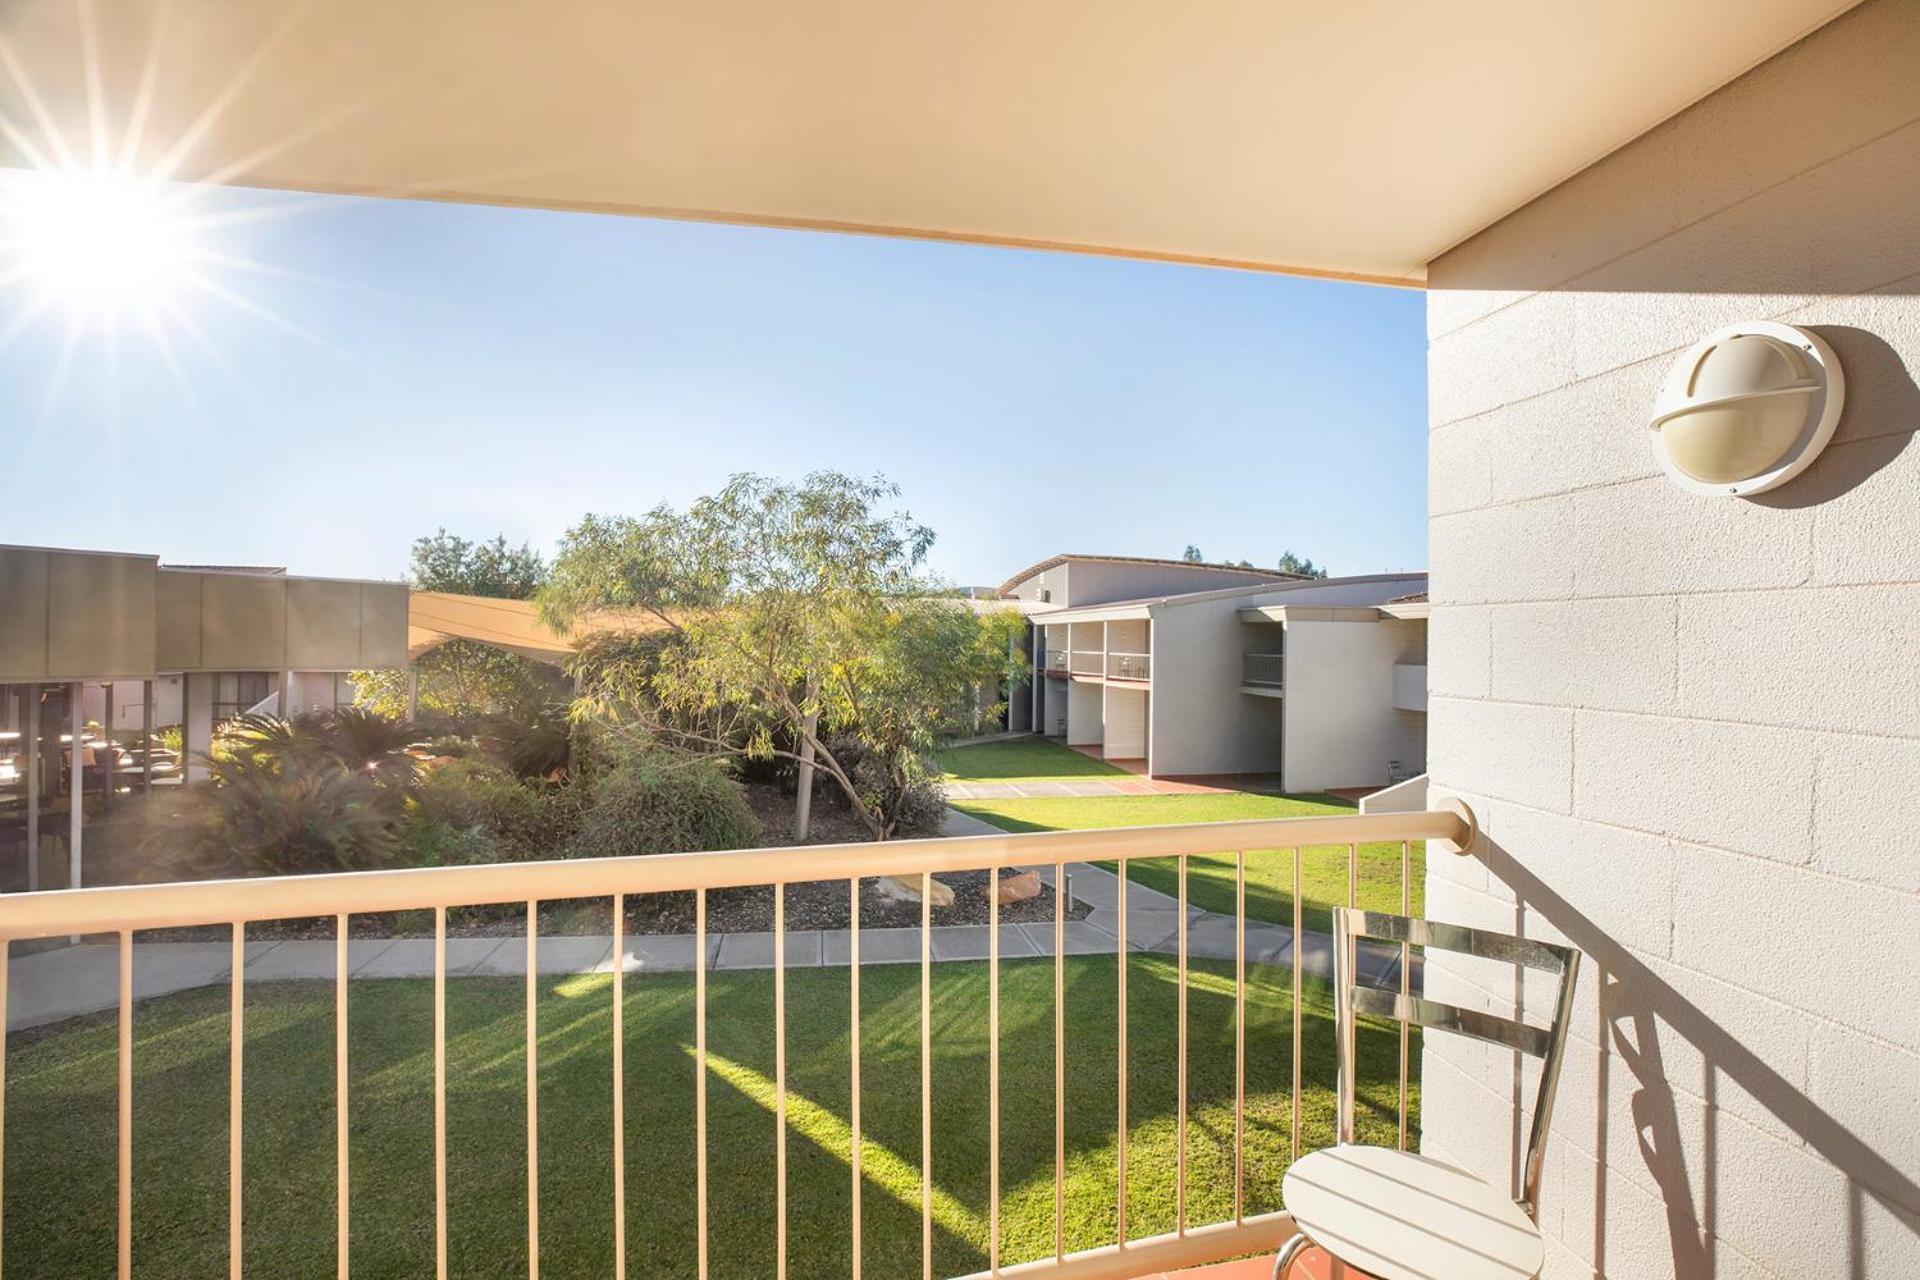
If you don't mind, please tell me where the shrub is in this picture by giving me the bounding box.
[888,775,950,838]
[412,758,581,860]
[150,767,402,880]
[570,753,759,859]
[398,813,500,868]
[478,703,574,780]
[842,738,951,839]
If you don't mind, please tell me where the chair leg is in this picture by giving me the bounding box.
[1271,1232,1311,1280]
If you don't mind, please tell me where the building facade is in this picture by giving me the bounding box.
[0,545,408,890]
[1000,555,1428,790]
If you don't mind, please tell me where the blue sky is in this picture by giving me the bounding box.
[0,180,1428,587]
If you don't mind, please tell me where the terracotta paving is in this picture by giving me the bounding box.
[1143,1244,1372,1278]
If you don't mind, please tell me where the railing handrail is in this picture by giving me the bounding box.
[0,808,1472,940]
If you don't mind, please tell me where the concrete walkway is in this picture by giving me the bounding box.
[7,809,1416,1030]
[6,873,1415,1032]
[945,775,1285,800]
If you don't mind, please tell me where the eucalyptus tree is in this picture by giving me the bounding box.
[542,472,1025,840]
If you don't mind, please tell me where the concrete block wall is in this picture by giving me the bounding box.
[1423,2,1920,1275]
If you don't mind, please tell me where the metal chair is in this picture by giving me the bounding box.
[1272,910,1581,1280]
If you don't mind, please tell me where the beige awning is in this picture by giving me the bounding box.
[407,592,662,665]
[0,0,1859,283]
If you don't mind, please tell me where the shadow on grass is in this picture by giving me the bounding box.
[4,958,1415,1278]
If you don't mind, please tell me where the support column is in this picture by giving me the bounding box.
[68,682,83,891]
[142,680,155,794]
[282,668,297,718]
[24,684,39,893]
[407,666,420,720]
[183,671,214,785]
[102,683,114,809]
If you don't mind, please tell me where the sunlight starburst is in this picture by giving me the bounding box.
[1,167,200,313]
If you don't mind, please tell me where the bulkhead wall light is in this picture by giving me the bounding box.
[1648,321,1843,497]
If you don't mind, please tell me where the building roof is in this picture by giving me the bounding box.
[1040,572,1428,623]
[161,564,288,576]
[997,554,1304,598]
[0,2,1855,284]
[1389,591,1429,605]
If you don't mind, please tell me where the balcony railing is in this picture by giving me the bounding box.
[0,806,1470,1280]
[1242,653,1285,688]
[1069,650,1103,676]
[1106,652,1151,681]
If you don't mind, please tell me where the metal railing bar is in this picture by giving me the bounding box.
[775,883,788,1280]
[1115,860,1127,1247]
[990,865,1001,1275]
[1176,855,1187,1237]
[1398,840,1411,1152]
[0,941,7,1280]
[336,915,349,1280]
[1053,862,1065,1263]
[696,887,709,1280]
[921,872,933,1280]
[1289,850,1302,1165]
[526,901,540,1280]
[230,922,244,1280]
[118,929,132,1280]
[0,813,1473,941]
[1232,853,1244,1224]
[612,894,626,1280]
[435,907,448,1280]
[850,876,862,1280]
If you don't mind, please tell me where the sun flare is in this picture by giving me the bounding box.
[2,168,202,314]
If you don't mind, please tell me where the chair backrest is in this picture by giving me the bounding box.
[1332,908,1580,1220]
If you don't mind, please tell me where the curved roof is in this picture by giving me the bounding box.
[996,554,1304,598]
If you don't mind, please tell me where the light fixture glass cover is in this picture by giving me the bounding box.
[1649,321,1842,496]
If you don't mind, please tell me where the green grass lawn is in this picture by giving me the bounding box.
[952,792,1423,935]
[936,738,1129,783]
[6,958,1415,1279]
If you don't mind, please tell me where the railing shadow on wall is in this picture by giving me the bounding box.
[1470,836,1920,1279]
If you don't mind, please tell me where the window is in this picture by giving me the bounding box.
[212,672,271,724]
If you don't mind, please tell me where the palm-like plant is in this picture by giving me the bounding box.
[186,708,419,877]
[205,763,402,875]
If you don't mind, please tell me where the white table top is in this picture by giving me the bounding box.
[1282,1145,1543,1280]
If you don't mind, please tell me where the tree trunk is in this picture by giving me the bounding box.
[792,715,818,841]
[792,676,819,842]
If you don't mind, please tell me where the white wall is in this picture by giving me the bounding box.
[1107,617,1149,655]
[1102,685,1148,759]
[1041,677,1070,737]
[1280,618,1419,792]
[80,676,184,733]
[1065,679,1103,746]
[1148,603,1280,775]
[1423,4,1920,1275]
